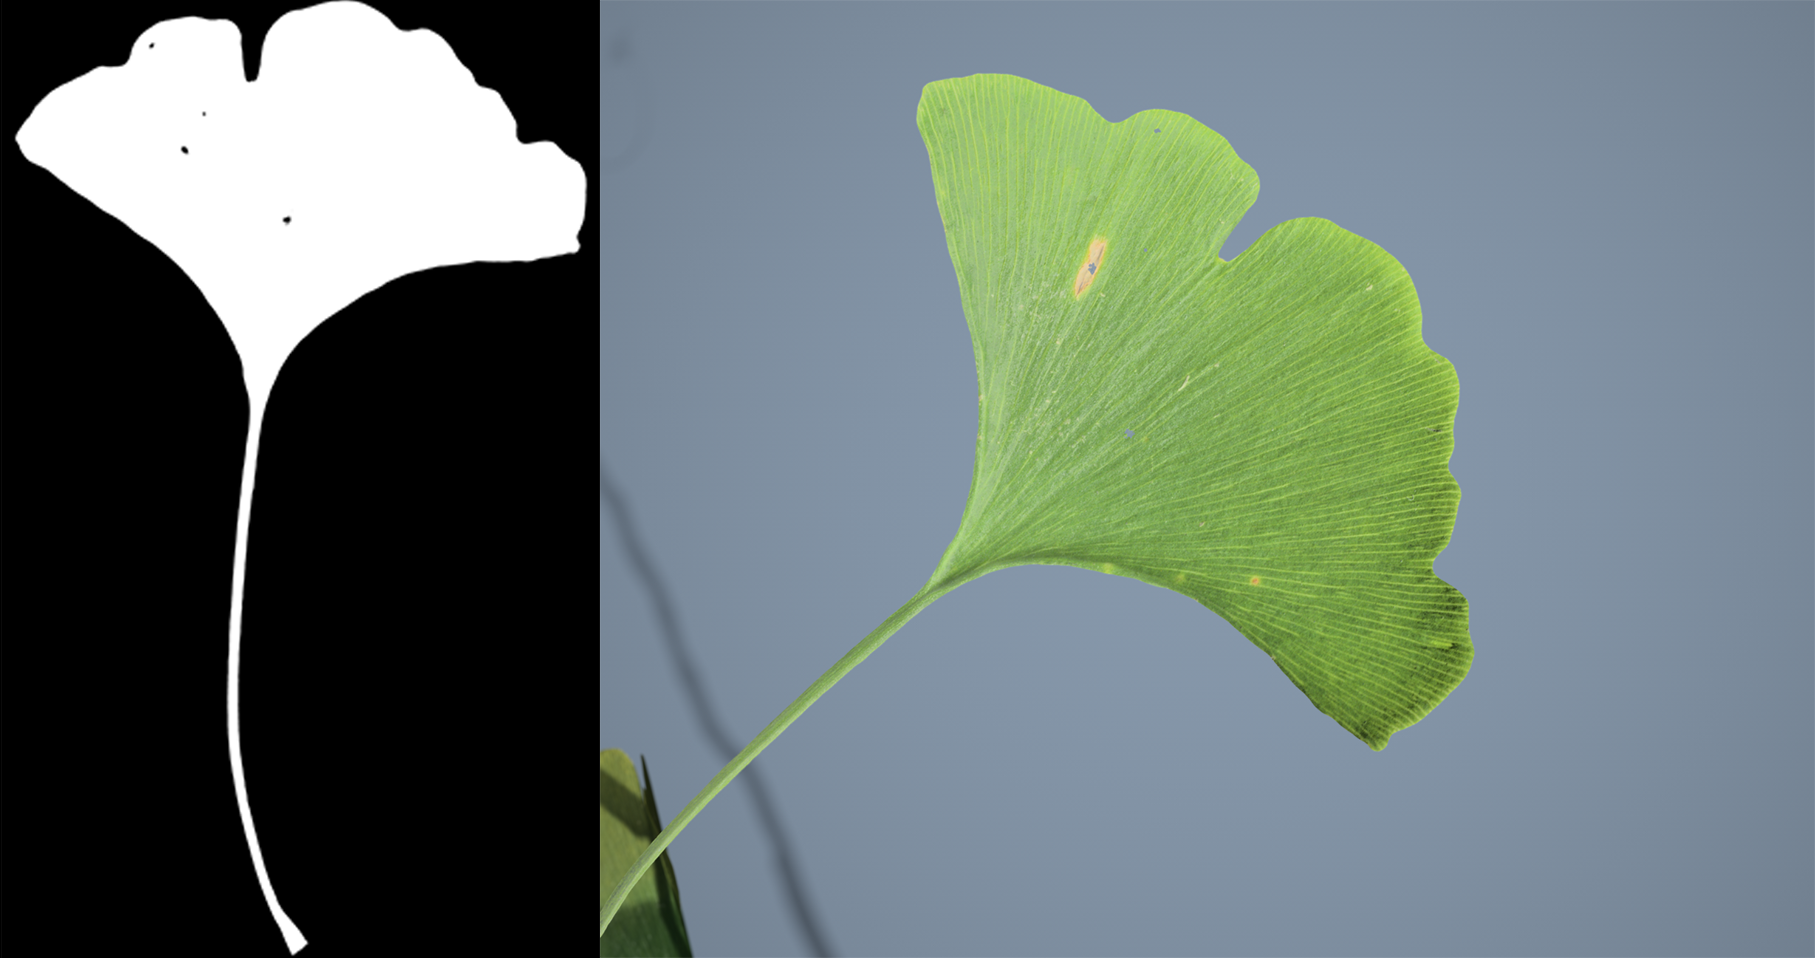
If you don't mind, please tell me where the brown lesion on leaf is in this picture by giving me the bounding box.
[1072,236,1107,298]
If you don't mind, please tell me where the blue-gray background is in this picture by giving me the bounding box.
[599,3,1813,955]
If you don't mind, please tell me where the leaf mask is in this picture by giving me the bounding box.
[17,5,585,953]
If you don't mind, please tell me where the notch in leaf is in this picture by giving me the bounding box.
[602,72,1469,937]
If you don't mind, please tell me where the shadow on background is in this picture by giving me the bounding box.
[598,7,834,954]
[601,460,838,958]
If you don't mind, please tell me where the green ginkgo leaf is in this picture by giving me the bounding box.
[603,73,1469,938]
[918,73,1469,749]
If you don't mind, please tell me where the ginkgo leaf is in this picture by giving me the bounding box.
[603,72,1469,937]
[917,73,1469,749]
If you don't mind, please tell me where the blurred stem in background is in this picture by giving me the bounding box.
[602,459,839,958]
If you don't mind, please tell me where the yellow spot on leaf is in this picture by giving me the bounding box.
[1249,576,1261,586]
[1101,562,1116,574]
[1072,236,1107,298]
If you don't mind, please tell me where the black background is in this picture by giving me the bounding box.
[2,3,595,952]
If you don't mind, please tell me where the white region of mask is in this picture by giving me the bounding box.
[15,0,585,402]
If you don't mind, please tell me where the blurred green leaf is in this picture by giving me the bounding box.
[600,750,691,957]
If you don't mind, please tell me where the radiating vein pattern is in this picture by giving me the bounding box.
[917,74,1469,749]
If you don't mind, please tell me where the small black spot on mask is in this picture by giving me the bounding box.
[282,216,292,225]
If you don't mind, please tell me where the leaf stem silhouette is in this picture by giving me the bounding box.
[601,459,837,958]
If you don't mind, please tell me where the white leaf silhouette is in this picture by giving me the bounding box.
[13,3,585,952]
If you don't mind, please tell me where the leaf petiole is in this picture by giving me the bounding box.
[600,563,1001,938]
